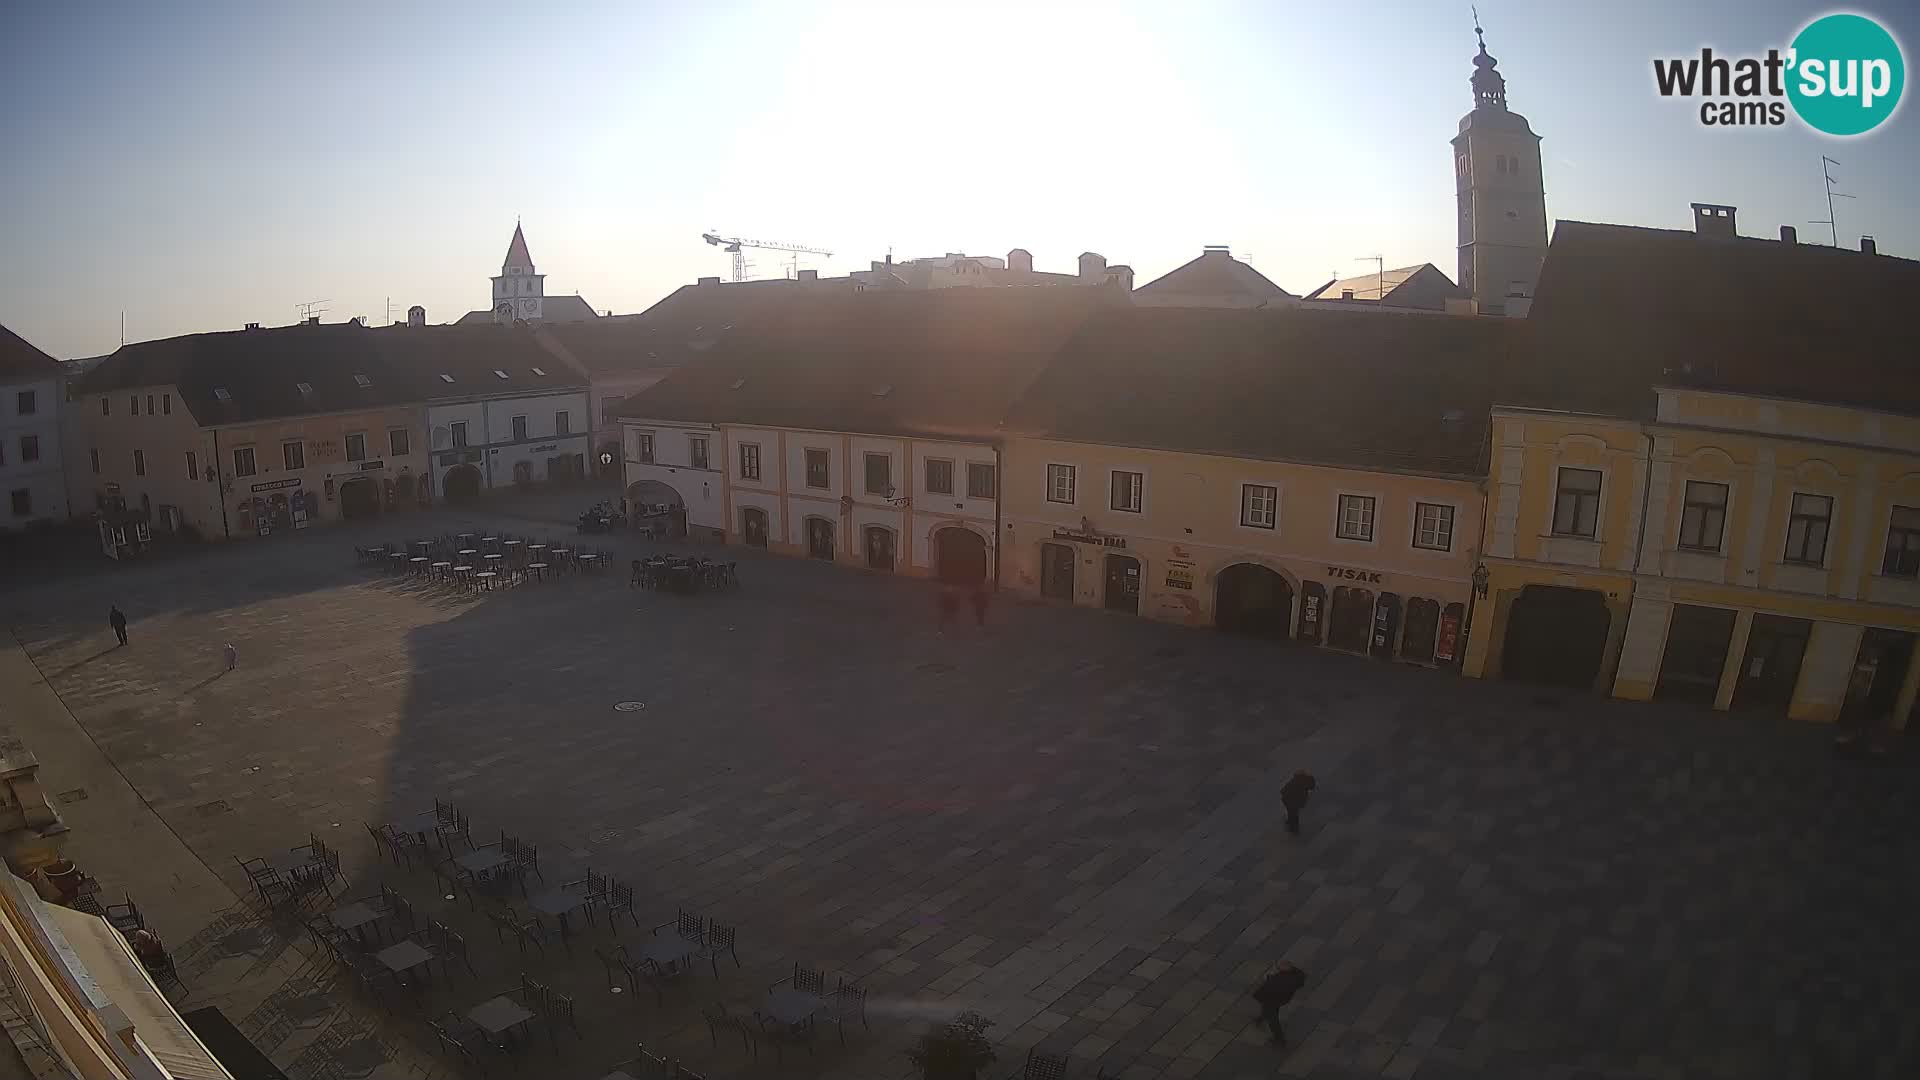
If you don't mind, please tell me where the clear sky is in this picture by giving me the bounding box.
[4,0,1916,359]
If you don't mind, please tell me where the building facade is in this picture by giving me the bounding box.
[1465,390,1920,727]
[426,387,589,498]
[214,405,430,536]
[0,326,66,532]
[1001,438,1480,661]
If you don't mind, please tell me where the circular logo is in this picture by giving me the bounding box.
[1788,13,1905,136]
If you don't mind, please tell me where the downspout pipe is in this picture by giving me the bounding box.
[213,427,230,540]
[993,441,1004,592]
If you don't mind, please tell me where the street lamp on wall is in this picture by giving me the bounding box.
[1472,564,1489,598]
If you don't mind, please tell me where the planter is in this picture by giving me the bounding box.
[43,859,80,902]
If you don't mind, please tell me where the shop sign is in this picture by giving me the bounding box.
[1164,559,1195,591]
[104,482,121,495]
[250,477,302,492]
[532,443,558,453]
[1052,527,1126,549]
[1326,564,1384,584]
[1435,607,1462,662]
[308,437,342,464]
[1297,581,1326,646]
[358,459,384,471]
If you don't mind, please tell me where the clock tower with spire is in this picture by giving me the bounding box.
[490,222,545,324]
[1452,16,1547,315]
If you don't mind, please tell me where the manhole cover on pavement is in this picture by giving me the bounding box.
[55,788,88,805]
[614,701,646,713]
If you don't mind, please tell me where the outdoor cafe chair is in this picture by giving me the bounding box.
[786,962,825,997]
[542,990,579,1047]
[606,879,640,935]
[696,922,739,976]
[104,895,143,934]
[752,1009,816,1062]
[431,920,478,976]
[703,1001,759,1057]
[504,837,544,884]
[437,809,473,850]
[597,944,640,994]
[662,908,705,943]
[827,977,868,1043]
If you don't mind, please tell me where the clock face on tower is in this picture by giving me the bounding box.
[518,299,537,316]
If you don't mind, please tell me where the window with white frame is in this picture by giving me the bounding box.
[1336,494,1375,541]
[864,452,892,495]
[389,429,410,457]
[511,415,528,441]
[1110,470,1143,513]
[345,433,367,462]
[1412,502,1454,551]
[805,448,830,489]
[233,446,256,477]
[739,442,761,481]
[1677,481,1729,552]
[1047,464,1076,504]
[451,422,468,448]
[1783,493,1833,565]
[1883,506,1920,579]
[635,431,653,463]
[925,458,953,495]
[688,436,709,469]
[967,462,996,499]
[1240,484,1277,529]
[1551,468,1602,538]
[282,440,305,470]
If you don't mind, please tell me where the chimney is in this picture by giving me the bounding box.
[1006,248,1033,274]
[1104,265,1134,292]
[1691,202,1738,239]
[244,322,261,331]
[1077,252,1106,280]
[407,304,426,327]
[1341,289,1355,300]
[697,276,722,286]
[797,269,818,282]
[1779,225,1797,244]
[306,315,321,326]
[1861,235,1877,256]
[1202,245,1231,256]
[870,260,886,274]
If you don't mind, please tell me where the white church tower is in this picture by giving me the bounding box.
[490,222,545,324]
[1452,18,1548,315]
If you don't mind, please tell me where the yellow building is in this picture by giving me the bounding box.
[1464,211,1920,730]
[999,304,1512,662]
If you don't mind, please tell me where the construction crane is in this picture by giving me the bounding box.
[701,231,833,283]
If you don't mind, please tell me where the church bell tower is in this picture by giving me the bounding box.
[490,222,546,324]
[1452,17,1548,315]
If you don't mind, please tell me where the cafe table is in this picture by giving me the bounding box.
[374,939,437,987]
[467,995,536,1047]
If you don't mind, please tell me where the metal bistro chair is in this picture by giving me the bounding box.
[437,809,473,851]
[432,919,478,977]
[696,922,740,976]
[489,907,547,958]
[505,837,544,885]
[606,879,640,936]
[827,977,868,1044]
[104,895,144,934]
[542,990,579,1048]
[234,857,292,908]
[789,963,825,997]
[703,1001,759,1057]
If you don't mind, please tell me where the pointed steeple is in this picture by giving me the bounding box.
[1470,9,1508,110]
[503,222,534,272]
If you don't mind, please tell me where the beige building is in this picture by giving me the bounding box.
[999,305,1509,661]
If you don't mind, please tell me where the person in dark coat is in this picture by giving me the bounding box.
[1280,770,1316,835]
[109,606,128,646]
[1252,961,1307,1044]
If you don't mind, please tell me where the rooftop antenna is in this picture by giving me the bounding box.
[1357,255,1385,300]
[296,299,331,323]
[1808,156,1855,247]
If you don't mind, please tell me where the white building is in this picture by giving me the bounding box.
[455,223,601,326]
[0,325,67,531]
[389,325,593,497]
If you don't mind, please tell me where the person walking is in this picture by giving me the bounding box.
[1252,961,1308,1045]
[109,606,128,647]
[1280,769,1316,835]
[223,643,238,672]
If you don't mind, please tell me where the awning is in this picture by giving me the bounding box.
[42,906,233,1080]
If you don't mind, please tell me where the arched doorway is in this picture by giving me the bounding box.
[1103,553,1141,613]
[626,479,686,538]
[1214,563,1294,638]
[1401,597,1441,663]
[805,517,835,560]
[394,473,415,502]
[864,526,895,571]
[1501,585,1612,688]
[444,464,482,501]
[741,507,769,548]
[339,478,380,519]
[935,527,988,584]
[1040,543,1076,601]
[1327,586,1374,652]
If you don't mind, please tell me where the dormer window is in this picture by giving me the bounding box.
[439,374,454,384]
[871,384,893,398]
[353,373,372,388]
[531,367,547,377]
[729,378,747,390]
[493,369,509,380]
[213,387,232,402]
[296,382,313,395]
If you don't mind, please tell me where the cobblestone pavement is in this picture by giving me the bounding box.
[4,500,1918,1080]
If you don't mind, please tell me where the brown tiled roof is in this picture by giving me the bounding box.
[368,324,585,397]
[619,288,1105,440]
[1305,264,1467,310]
[1512,221,1920,418]
[0,324,60,380]
[76,324,413,426]
[1004,305,1512,477]
[1134,250,1294,301]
